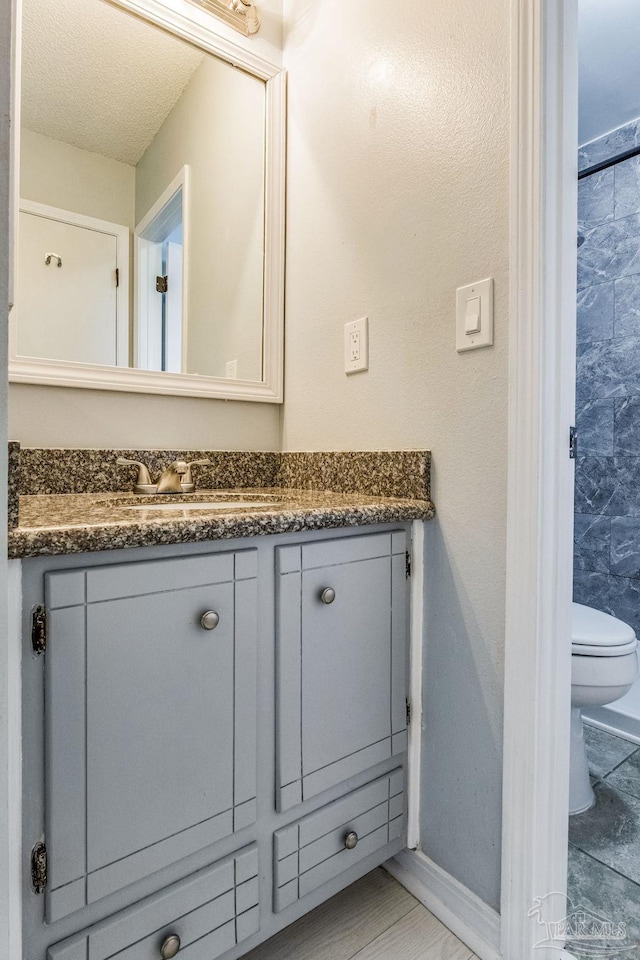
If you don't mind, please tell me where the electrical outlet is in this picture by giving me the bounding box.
[344,318,369,374]
[225,359,238,379]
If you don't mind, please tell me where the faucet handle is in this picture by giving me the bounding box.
[116,457,153,486]
[183,459,212,485]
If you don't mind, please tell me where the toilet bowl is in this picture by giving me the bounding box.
[570,602,639,815]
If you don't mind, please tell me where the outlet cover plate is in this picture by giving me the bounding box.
[344,317,369,374]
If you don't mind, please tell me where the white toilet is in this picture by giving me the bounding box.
[570,602,639,814]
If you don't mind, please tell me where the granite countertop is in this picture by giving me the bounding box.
[9,488,435,559]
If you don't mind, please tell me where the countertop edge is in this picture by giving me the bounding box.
[9,501,436,560]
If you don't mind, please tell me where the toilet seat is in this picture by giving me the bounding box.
[572,602,637,657]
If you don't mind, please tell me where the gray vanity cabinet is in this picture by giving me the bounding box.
[275,531,409,811]
[23,525,411,960]
[42,550,258,923]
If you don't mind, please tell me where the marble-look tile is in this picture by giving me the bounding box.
[584,724,639,779]
[605,749,640,801]
[578,169,615,229]
[614,397,640,455]
[573,571,640,635]
[616,156,640,220]
[573,457,618,515]
[577,215,640,291]
[576,338,640,400]
[567,845,640,960]
[579,119,640,173]
[611,518,640,578]
[615,274,640,338]
[569,781,640,886]
[574,514,611,574]
[577,281,614,343]
[576,400,614,456]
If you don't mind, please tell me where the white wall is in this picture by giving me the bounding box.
[579,0,640,145]
[8,383,280,448]
[281,0,509,910]
[135,56,264,381]
[9,1,283,450]
[20,129,135,226]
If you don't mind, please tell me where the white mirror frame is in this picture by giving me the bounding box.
[10,0,285,403]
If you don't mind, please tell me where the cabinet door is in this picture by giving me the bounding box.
[44,550,258,923]
[276,532,408,811]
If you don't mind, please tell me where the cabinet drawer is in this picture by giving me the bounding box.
[47,845,259,960]
[273,769,406,912]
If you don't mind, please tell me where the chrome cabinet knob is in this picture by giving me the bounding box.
[320,588,336,605]
[344,831,358,850]
[200,610,220,630]
[160,934,181,958]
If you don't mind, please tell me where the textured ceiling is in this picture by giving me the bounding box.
[21,0,205,165]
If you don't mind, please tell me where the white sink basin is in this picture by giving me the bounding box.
[125,500,280,512]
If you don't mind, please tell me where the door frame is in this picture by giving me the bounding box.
[501,1,579,958]
[12,200,130,367]
[134,165,189,372]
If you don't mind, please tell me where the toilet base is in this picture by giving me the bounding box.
[569,708,596,815]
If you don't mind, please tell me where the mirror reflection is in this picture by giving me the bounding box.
[17,0,266,381]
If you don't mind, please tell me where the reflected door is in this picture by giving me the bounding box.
[17,206,128,366]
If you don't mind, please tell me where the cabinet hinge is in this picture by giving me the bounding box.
[569,425,578,460]
[406,698,411,726]
[30,841,47,894]
[115,267,119,288]
[405,551,411,578]
[31,605,47,655]
[156,275,168,294]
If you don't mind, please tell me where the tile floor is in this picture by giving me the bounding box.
[568,723,640,959]
[242,868,478,960]
[241,725,640,960]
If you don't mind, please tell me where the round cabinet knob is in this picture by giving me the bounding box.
[320,588,336,605]
[160,934,181,959]
[200,610,220,631]
[344,831,358,850]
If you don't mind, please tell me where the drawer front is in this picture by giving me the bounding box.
[275,531,409,813]
[47,845,260,960]
[273,769,406,912]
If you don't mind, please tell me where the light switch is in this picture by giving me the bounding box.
[464,297,481,335]
[456,278,493,352]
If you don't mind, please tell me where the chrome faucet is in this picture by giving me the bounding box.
[116,457,212,494]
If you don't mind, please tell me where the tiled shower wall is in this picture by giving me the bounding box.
[574,119,640,634]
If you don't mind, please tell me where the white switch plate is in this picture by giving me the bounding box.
[456,278,494,352]
[344,317,369,374]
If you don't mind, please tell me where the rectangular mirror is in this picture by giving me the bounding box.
[10,0,285,401]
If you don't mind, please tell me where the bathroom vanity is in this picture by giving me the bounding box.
[12,451,434,960]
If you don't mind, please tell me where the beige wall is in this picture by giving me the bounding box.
[281,0,509,910]
[20,129,136,227]
[8,384,280,449]
[135,56,265,381]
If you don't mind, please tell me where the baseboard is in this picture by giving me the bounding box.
[582,708,640,745]
[384,849,501,960]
